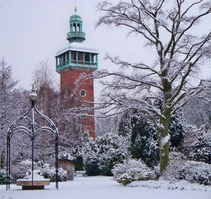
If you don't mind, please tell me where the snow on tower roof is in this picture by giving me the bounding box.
[55,42,98,57]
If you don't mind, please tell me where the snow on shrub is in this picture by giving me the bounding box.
[8,159,69,182]
[10,159,38,181]
[163,152,211,185]
[0,169,7,184]
[181,125,211,164]
[59,153,75,162]
[97,147,125,176]
[75,133,128,176]
[82,140,100,176]
[162,151,186,181]
[112,159,157,185]
[179,161,211,185]
[41,163,68,182]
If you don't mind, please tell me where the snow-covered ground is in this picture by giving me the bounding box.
[0,176,211,199]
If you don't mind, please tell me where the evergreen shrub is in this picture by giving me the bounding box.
[179,161,211,185]
[11,159,35,181]
[10,159,69,182]
[41,163,68,182]
[181,126,211,164]
[0,169,7,184]
[112,159,157,185]
[163,152,211,185]
[77,133,127,176]
[162,152,186,181]
[119,109,185,168]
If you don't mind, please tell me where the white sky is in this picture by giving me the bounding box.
[0,0,210,97]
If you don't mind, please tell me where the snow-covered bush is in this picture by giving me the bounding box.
[0,169,7,184]
[59,153,75,162]
[162,152,186,181]
[112,159,157,185]
[163,152,211,185]
[10,159,38,181]
[41,163,68,182]
[70,133,129,176]
[181,125,211,164]
[82,141,100,176]
[119,110,159,167]
[98,147,124,176]
[188,131,211,164]
[9,159,69,182]
[169,110,185,148]
[95,133,128,176]
[118,109,185,168]
[179,161,211,185]
[70,147,83,171]
[130,120,159,168]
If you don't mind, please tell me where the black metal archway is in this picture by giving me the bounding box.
[6,87,59,190]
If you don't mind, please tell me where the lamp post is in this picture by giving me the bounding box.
[29,86,36,190]
[6,86,59,190]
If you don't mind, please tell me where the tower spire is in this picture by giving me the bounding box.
[75,0,77,13]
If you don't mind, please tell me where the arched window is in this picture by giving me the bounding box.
[73,23,76,32]
[77,23,80,32]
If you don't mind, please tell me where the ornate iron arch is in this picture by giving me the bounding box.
[6,87,59,190]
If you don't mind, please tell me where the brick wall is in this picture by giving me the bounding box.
[60,70,95,139]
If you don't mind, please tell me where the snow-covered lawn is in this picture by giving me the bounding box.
[1,176,211,199]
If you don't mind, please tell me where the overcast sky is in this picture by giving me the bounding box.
[0,0,211,97]
[0,0,138,93]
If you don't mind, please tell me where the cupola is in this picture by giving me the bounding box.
[67,9,85,43]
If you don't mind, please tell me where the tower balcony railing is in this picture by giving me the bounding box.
[67,32,85,39]
[56,60,98,72]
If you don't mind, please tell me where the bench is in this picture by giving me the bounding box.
[16,178,50,190]
[16,169,50,190]
[76,171,87,177]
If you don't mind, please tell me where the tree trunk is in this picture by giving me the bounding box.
[158,110,171,174]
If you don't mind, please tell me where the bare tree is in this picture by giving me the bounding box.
[95,114,120,137]
[183,87,211,129]
[95,0,211,173]
[31,59,58,162]
[57,88,84,150]
[32,59,86,154]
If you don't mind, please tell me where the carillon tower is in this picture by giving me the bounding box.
[55,8,98,139]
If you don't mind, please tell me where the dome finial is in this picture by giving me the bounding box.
[74,0,77,13]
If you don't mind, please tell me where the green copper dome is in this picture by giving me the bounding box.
[70,14,82,21]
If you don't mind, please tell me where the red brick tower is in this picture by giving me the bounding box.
[55,9,98,139]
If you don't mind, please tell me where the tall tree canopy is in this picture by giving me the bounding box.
[95,0,211,173]
[0,58,19,168]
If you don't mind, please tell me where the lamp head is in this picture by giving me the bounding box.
[29,85,37,103]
